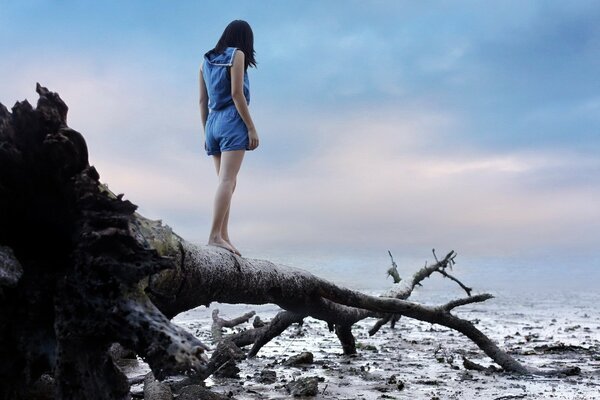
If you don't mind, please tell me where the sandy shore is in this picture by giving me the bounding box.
[123,290,600,399]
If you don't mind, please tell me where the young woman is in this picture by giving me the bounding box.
[199,20,259,256]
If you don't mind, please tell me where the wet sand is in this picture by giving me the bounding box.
[125,290,600,399]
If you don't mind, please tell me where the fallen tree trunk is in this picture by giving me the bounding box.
[0,85,575,400]
[143,232,528,374]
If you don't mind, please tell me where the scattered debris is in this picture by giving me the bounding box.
[284,351,314,366]
[285,376,319,397]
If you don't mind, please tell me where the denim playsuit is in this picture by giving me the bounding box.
[202,47,251,156]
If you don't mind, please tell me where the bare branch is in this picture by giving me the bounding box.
[437,269,472,296]
[211,309,256,342]
[386,250,401,283]
[443,294,494,311]
[371,249,464,334]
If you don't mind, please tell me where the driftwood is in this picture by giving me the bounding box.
[209,250,469,358]
[0,85,577,399]
[369,249,470,336]
[211,309,255,342]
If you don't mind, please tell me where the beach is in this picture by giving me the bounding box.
[123,288,600,399]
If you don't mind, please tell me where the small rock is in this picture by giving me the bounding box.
[286,376,319,397]
[257,369,277,384]
[415,379,440,386]
[212,341,245,378]
[459,371,475,381]
[253,316,265,328]
[284,351,314,366]
[564,325,581,332]
[143,372,173,400]
[214,360,240,378]
[168,375,206,393]
[563,366,581,376]
[178,385,232,400]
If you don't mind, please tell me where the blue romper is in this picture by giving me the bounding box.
[202,46,251,156]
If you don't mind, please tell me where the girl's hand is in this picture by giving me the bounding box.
[248,128,259,150]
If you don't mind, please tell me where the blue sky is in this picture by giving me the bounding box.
[1,1,599,282]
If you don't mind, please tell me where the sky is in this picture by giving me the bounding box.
[1,1,599,288]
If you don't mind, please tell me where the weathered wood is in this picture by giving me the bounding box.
[143,372,173,400]
[0,85,209,399]
[334,324,357,355]
[369,250,465,336]
[140,224,528,373]
[211,309,255,342]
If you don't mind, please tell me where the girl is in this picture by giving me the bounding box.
[199,20,259,256]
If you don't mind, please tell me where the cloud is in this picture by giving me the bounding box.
[4,57,596,258]
[226,105,600,258]
[1,3,598,265]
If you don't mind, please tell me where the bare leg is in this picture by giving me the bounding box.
[208,150,245,254]
[220,181,240,255]
[211,155,240,255]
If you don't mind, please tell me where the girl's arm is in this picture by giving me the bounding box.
[231,50,259,150]
[199,64,209,131]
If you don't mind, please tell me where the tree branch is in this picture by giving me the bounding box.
[211,309,256,342]
[443,294,493,311]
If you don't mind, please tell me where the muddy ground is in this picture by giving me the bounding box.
[123,290,600,399]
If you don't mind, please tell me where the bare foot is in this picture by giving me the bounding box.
[208,236,235,254]
[224,238,241,256]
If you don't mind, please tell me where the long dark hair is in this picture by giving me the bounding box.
[214,20,256,70]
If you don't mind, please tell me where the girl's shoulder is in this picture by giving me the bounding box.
[226,47,244,56]
[229,48,245,65]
